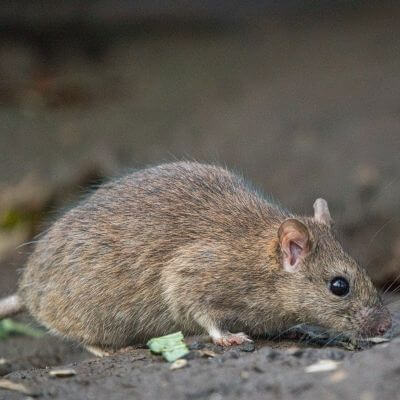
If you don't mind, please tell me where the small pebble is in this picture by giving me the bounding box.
[0,379,40,397]
[329,369,347,383]
[49,369,77,378]
[253,364,265,373]
[188,341,205,350]
[226,350,240,359]
[169,359,188,370]
[305,359,340,373]
[240,341,256,352]
[288,348,304,358]
[285,347,301,355]
[240,371,250,379]
[266,349,280,361]
[199,349,217,358]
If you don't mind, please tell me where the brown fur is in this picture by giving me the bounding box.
[17,162,390,348]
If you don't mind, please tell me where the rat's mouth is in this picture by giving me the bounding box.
[286,323,389,348]
[288,324,349,343]
[354,306,392,338]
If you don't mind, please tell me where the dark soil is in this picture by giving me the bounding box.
[1,313,400,400]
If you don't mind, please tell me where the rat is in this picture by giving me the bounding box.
[0,161,392,349]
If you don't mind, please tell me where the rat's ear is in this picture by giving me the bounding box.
[278,219,311,273]
[313,198,332,227]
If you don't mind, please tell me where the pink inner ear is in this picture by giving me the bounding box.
[289,241,302,266]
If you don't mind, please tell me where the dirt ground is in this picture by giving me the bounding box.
[1,297,400,400]
[1,3,400,400]
[3,335,400,400]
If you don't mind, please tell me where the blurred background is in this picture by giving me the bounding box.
[0,0,399,294]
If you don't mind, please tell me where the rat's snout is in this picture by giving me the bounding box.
[376,317,392,336]
[362,307,392,337]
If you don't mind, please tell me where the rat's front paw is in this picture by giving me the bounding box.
[212,332,252,346]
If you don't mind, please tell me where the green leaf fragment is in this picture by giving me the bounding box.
[147,331,189,362]
[0,319,44,340]
[162,345,189,362]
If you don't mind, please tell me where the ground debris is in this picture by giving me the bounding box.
[169,359,188,370]
[305,359,340,373]
[147,331,189,362]
[49,368,77,377]
[240,341,256,352]
[292,324,394,350]
[329,369,348,383]
[188,341,205,351]
[240,370,250,379]
[0,378,40,396]
[198,349,217,358]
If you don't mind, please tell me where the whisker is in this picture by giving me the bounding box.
[389,284,400,296]
[322,331,343,348]
[269,323,306,341]
[365,177,400,214]
[16,240,39,250]
[383,266,400,295]
[386,300,400,312]
[367,218,396,248]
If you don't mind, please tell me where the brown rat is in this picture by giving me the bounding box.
[0,162,392,348]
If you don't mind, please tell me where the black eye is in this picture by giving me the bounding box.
[329,277,350,297]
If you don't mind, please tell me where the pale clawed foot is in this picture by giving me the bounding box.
[194,315,253,347]
[212,332,252,347]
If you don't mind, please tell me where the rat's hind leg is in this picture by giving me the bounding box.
[195,314,252,346]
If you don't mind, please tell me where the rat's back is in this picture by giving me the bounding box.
[19,162,283,347]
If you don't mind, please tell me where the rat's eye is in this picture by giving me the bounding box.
[329,277,350,297]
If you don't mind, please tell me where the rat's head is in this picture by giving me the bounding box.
[276,198,391,339]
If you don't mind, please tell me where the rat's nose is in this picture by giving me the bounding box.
[376,318,392,336]
[370,308,392,336]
